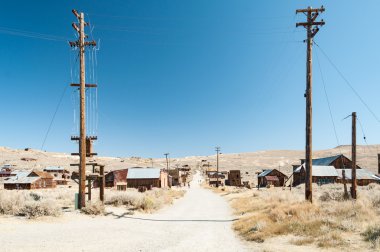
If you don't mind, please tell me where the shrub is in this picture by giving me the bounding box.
[81,201,105,215]
[362,225,380,247]
[20,200,61,219]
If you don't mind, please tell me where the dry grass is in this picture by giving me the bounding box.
[105,188,185,213]
[0,189,64,219]
[217,183,380,249]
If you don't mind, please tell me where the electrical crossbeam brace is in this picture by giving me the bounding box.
[296,6,325,38]
[69,41,97,47]
[70,163,100,167]
[71,136,98,141]
[70,83,98,88]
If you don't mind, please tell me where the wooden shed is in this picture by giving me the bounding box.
[257,169,288,187]
[293,165,338,186]
[4,171,56,190]
[126,168,168,189]
[104,169,129,187]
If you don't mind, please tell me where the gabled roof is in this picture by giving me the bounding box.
[30,171,54,179]
[258,169,273,177]
[127,168,161,179]
[337,169,380,180]
[4,171,39,184]
[294,165,338,177]
[312,155,345,166]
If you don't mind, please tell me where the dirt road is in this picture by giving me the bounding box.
[0,171,250,252]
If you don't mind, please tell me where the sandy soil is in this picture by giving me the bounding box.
[0,171,251,252]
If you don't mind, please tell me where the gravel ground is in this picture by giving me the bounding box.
[0,171,251,252]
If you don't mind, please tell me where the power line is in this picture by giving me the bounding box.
[0,26,69,42]
[314,41,380,123]
[41,85,69,150]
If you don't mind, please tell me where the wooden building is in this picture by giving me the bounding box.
[300,154,360,169]
[227,170,242,186]
[4,171,56,190]
[336,169,380,186]
[104,169,129,187]
[207,172,226,186]
[293,165,338,186]
[169,168,190,186]
[126,168,168,189]
[257,169,288,187]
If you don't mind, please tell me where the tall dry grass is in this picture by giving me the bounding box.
[222,183,380,248]
[105,188,185,213]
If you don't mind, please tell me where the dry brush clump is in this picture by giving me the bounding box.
[81,201,105,215]
[230,183,380,248]
[0,189,63,219]
[105,188,185,213]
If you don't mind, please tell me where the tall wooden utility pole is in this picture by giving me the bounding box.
[164,153,170,187]
[70,9,96,209]
[351,112,357,199]
[215,147,221,188]
[296,6,325,203]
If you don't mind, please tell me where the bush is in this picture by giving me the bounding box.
[20,200,61,219]
[81,201,105,215]
[362,225,380,247]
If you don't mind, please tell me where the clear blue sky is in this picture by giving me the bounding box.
[1,1,379,158]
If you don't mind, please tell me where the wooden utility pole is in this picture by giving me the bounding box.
[296,6,325,203]
[377,154,380,175]
[164,153,170,188]
[351,112,357,199]
[70,9,97,209]
[215,147,220,188]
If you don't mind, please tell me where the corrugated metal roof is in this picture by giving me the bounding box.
[4,171,39,184]
[127,168,161,179]
[312,155,343,166]
[337,169,380,180]
[258,169,273,177]
[294,165,338,177]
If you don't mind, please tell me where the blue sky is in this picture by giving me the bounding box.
[0,1,379,158]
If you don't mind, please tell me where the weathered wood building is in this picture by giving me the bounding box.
[4,171,56,190]
[104,169,129,188]
[257,169,288,187]
[292,165,338,186]
[226,170,242,186]
[126,168,168,189]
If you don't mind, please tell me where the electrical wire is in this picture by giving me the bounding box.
[314,41,380,123]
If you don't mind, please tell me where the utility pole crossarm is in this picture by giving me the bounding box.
[296,6,325,14]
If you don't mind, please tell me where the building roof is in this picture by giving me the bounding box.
[294,165,338,177]
[127,168,161,179]
[258,169,273,177]
[265,176,279,181]
[30,171,54,179]
[337,169,380,180]
[4,171,39,184]
[44,166,65,171]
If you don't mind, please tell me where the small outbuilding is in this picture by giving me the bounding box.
[227,170,242,186]
[4,170,56,190]
[257,169,288,187]
[105,169,129,188]
[300,154,360,169]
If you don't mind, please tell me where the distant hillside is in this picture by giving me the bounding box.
[1,145,379,184]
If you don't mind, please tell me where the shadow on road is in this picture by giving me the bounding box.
[105,211,238,222]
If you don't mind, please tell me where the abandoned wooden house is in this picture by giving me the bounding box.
[4,170,56,190]
[104,168,129,188]
[226,170,242,186]
[300,154,360,169]
[126,168,168,189]
[336,169,380,186]
[292,165,338,186]
[257,169,288,187]
[169,168,190,186]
